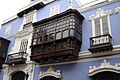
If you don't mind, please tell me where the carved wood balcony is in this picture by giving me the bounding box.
[31,9,84,64]
[89,34,113,53]
[6,52,27,65]
[0,37,10,69]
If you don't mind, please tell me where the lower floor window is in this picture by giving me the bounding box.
[91,71,120,80]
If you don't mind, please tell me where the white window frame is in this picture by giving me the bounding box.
[24,10,36,24]
[4,24,12,34]
[49,4,60,17]
[90,8,112,37]
[19,10,37,31]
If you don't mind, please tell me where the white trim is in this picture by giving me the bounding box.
[77,0,119,12]
[90,9,112,37]
[4,24,12,35]
[3,62,35,80]
[2,15,18,25]
[91,19,95,37]
[115,7,120,14]
[49,4,60,17]
[39,67,61,79]
[33,10,37,23]
[107,15,112,35]
[88,60,120,76]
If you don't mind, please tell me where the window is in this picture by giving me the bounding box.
[49,4,60,17]
[90,9,112,37]
[56,32,61,39]
[19,39,28,52]
[91,72,120,80]
[63,29,69,38]
[11,71,25,80]
[4,25,12,34]
[24,11,35,24]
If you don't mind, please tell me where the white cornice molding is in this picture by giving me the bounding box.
[90,8,112,20]
[88,60,120,76]
[78,0,119,13]
[2,15,18,25]
[39,67,61,79]
[115,7,120,14]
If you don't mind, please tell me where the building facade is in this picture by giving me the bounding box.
[0,0,120,80]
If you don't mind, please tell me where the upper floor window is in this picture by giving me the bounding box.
[49,4,60,17]
[24,11,34,24]
[19,39,28,53]
[90,9,112,37]
[4,24,12,34]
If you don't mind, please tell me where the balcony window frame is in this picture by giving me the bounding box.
[90,8,112,37]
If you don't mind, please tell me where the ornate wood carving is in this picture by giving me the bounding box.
[31,9,84,64]
[89,34,113,53]
[0,37,10,69]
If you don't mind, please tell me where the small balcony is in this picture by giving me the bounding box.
[6,52,27,65]
[89,34,113,53]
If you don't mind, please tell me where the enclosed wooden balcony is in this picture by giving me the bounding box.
[89,34,113,53]
[0,37,10,69]
[30,9,84,64]
[6,52,27,65]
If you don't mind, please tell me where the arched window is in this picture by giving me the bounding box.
[41,76,60,80]
[91,71,120,80]
[11,71,25,80]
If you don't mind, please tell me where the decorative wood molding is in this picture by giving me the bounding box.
[39,67,61,79]
[89,60,120,76]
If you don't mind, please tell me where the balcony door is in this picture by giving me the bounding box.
[11,71,25,80]
[91,71,120,80]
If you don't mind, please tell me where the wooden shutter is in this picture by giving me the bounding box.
[94,18,101,36]
[102,16,109,35]
[19,39,28,52]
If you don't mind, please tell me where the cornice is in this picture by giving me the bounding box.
[78,0,119,13]
[1,15,18,25]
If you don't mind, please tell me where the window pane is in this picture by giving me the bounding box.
[94,18,101,36]
[102,16,109,35]
[56,32,61,39]
[70,29,74,36]
[19,39,28,52]
[63,30,68,38]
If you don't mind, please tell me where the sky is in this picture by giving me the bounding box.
[0,0,95,25]
[0,0,30,24]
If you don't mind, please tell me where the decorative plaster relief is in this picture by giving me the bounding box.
[14,27,33,38]
[90,8,112,19]
[39,67,61,79]
[3,62,35,80]
[115,7,120,14]
[89,60,120,76]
